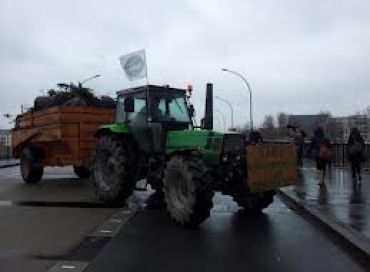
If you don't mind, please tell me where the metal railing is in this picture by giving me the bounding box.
[264,139,370,169]
[330,143,370,168]
[0,145,12,160]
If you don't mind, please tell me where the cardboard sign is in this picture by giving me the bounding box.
[246,144,297,193]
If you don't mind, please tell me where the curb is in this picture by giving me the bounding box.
[278,188,370,266]
[0,162,19,169]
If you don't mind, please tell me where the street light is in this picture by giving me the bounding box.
[222,68,253,131]
[215,109,226,132]
[215,96,234,130]
[80,74,101,85]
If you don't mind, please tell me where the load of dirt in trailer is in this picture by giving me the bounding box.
[32,82,116,112]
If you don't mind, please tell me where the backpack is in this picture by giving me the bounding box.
[348,141,362,156]
[319,144,332,160]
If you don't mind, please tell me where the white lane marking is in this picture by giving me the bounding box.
[61,265,76,269]
[47,261,89,272]
[90,206,138,237]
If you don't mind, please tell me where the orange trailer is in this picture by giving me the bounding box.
[12,106,114,183]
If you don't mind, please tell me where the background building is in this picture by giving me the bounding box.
[288,114,330,138]
[0,129,12,159]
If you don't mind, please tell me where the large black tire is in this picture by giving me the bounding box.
[20,148,43,184]
[163,155,214,227]
[34,96,59,111]
[91,135,134,205]
[233,190,275,212]
[73,165,90,178]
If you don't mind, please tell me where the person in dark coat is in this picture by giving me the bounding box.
[309,127,332,185]
[249,130,264,145]
[292,127,306,167]
[347,127,365,182]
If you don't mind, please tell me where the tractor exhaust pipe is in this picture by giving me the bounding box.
[202,83,213,130]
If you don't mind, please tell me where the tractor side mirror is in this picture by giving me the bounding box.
[189,104,195,117]
[124,97,135,113]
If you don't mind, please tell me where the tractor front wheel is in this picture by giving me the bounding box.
[20,148,43,184]
[163,155,214,227]
[233,190,275,212]
[91,135,134,206]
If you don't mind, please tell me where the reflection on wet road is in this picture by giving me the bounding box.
[86,195,364,272]
[288,161,370,239]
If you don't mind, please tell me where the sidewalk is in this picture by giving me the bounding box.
[0,159,19,168]
[279,160,370,260]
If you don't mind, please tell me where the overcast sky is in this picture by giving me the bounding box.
[1,0,370,130]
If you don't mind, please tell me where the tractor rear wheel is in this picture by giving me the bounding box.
[91,135,134,206]
[20,148,43,184]
[163,155,214,227]
[73,165,90,178]
[233,190,275,212]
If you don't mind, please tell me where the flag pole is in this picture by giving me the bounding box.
[144,50,151,121]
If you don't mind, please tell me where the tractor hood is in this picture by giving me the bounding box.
[166,130,224,165]
[166,130,224,150]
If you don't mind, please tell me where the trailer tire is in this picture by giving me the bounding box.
[20,148,43,184]
[73,166,90,178]
[233,190,275,212]
[163,155,214,227]
[91,135,134,206]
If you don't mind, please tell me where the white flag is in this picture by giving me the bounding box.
[119,49,147,81]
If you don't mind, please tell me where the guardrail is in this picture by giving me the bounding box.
[264,139,370,169]
[330,143,370,168]
[0,145,12,160]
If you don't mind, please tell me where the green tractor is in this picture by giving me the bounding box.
[91,83,296,227]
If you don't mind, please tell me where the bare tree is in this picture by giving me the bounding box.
[263,114,275,129]
[276,112,288,129]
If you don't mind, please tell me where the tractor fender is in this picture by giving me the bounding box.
[94,124,131,138]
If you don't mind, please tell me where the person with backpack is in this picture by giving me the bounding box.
[309,127,332,185]
[347,127,365,182]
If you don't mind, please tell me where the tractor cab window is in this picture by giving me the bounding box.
[116,94,146,123]
[149,92,191,123]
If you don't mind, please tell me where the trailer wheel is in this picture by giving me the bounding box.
[163,155,214,227]
[233,190,275,212]
[91,135,134,206]
[20,148,43,184]
[73,166,90,178]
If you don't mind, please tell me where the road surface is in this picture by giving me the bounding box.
[0,165,365,272]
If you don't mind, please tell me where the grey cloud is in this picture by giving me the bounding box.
[1,0,370,129]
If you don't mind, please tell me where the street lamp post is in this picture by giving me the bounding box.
[222,68,253,131]
[215,109,226,132]
[215,96,234,130]
[80,74,101,86]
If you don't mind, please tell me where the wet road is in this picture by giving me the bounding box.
[0,165,366,271]
[86,194,365,272]
[0,166,118,272]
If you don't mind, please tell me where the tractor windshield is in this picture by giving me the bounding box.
[116,89,192,125]
[149,91,192,123]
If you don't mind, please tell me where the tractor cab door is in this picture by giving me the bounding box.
[147,91,192,152]
[118,87,192,155]
[117,93,155,153]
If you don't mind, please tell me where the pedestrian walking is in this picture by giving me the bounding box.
[249,130,264,145]
[309,127,332,185]
[292,127,306,167]
[347,127,365,183]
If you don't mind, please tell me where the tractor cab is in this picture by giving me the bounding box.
[115,85,194,153]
